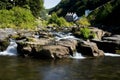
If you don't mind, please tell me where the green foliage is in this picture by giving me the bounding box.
[80,27,96,40]
[29,0,44,17]
[88,2,113,22]
[0,7,37,29]
[39,9,49,20]
[0,0,44,17]
[76,16,91,26]
[48,12,72,27]
[36,17,48,27]
[49,0,111,17]
[88,0,120,24]
[80,27,91,39]
[0,0,13,10]
[48,12,58,24]
[57,17,72,27]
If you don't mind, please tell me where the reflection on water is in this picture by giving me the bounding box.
[0,56,120,80]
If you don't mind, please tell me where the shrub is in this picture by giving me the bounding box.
[76,16,91,26]
[80,27,96,40]
[80,27,91,39]
[48,12,73,27]
[0,7,37,29]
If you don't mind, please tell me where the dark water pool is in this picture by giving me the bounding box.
[0,56,119,80]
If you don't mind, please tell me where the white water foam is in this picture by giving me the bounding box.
[70,52,85,59]
[0,41,17,56]
[53,32,78,41]
[105,53,120,57]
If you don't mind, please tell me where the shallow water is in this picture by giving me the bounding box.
[0,56,119,80]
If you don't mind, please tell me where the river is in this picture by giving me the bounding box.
[0,32,120,80]
[0,56,119,80]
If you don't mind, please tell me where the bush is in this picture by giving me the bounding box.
[80,27,91,39]
[0,7,37,29]
[80,27,96,40]
[48,12,73,27]
[76,16,91,26]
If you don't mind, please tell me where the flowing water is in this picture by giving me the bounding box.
[0,40,17,56]
[0,32,120,80]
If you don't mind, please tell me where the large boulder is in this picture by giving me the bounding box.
[92,35,120,53]
[17,38,78,59]
[16,38,53,57]
[77,40,104,57]
[36,45,70,59]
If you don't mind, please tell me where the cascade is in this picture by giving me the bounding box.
[0,40,17,56]
[70,52,85,59]
[53,32,85,59]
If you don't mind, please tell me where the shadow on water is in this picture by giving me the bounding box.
[0,56,120,80]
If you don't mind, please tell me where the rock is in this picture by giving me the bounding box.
[56,39,78,56]
[72,27,107,40]
[102,35,120,42]
[16,38,53,57]
[17,38,78,59]
[92,35,120,53]
[0,28,17,40]
[36,30,53,39]
[0,39,9,51]
[77,40,104,57]
[89,27,106,40]
[37,45,70,59]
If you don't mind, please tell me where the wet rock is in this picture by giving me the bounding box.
[92,35,120,53]
[0,39,9,51]
[17,38,77,59]
[77,40,104,57]
[56,39,78,56]
[36,45,70,59]
[16,38,54,57]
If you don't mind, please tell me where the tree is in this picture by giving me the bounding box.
[0,0,44,17]
[0,0,13,10]
[29,0,44,17]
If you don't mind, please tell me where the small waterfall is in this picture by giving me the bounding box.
[0,40,17,56]
[105,53,120,57]
[70,52,85,59]
[53,32,85,59]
